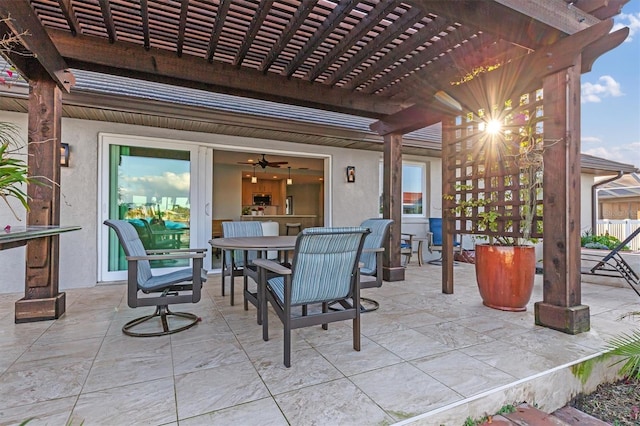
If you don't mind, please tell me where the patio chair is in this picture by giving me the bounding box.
[581,227,640,298]
[129,218,180,251]
[328,218,393,313]
[221,221,263,307]
[357,218,393,312]
[104,219,207,337]
[426,217,461,265]
[255,226,370,367]
[211,218,232,259]
[400,233,414,265]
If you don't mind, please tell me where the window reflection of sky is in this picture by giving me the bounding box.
[403,164,422,192]
[119,156,190,207]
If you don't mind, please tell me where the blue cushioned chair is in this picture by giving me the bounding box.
[254,226,370,367]
[221,221,263,307]
[104,220,207,337]
[427,217,460,265]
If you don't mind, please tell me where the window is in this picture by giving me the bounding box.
[379,161,427,217]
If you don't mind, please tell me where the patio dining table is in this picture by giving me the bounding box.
[209,236,297,323]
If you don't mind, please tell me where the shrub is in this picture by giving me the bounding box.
[581,231,628,251]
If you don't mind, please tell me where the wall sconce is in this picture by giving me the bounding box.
[60,143,70,167]
[286,166,293,185]
[346,166,355,183]
[251,166,257,184]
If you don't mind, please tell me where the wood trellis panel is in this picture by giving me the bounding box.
[443,89,544,243]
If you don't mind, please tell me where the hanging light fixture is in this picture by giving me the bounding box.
[251,165,257,184]
[286,166,293,185]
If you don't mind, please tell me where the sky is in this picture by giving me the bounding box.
[580,2,640,167]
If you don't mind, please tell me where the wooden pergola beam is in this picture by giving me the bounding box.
[0,0,75,92]
[48,29,407,118]
[370,18,614,135]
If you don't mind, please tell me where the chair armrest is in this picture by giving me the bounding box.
[127,251,206,261]
[253,258,292,275]
[363,247,384,253]
[146,248,207,254]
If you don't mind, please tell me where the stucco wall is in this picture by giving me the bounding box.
[581,173,595,234]
[1,110,413,292]
[3,109,596,292]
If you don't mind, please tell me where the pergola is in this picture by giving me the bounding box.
[0,0,630,332]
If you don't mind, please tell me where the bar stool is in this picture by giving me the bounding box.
[285,223,302,235]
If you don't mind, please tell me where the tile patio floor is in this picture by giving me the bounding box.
[0,263,638,425]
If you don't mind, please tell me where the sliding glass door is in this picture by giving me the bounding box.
[98,134,211,282]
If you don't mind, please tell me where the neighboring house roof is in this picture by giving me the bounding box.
[597,173,640,199]
[0,66,637,176]
[580,153,639,176]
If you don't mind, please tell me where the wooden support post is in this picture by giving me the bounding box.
[15,70,65,323]
[441,117,455,294]
[382,132,405,281]
[535,56,590,334]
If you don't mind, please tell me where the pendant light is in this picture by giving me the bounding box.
[286,166,293,185]
[251,165,257,184]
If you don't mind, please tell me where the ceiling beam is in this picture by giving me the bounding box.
[409,0,568,51]
[282,2,359,78]
[234,0,275,68]
[305,1,402,82]
[493,0,599,32]
[56,0,82,36]
[0,1,75,92]
[206,0,230,62]
[589,0,630,19]
[97,0,117,43]
[581,27,629,73]
[175,0,189,57]
[371,18,615,135]
[48,29,407,117]
[325,6,424,87]
[259,0,318,73]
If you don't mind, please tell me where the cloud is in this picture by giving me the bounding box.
[581,75,623,103]
[583,142,640,166]
[121,172,191,199]
[581,136,602,144]
[613,12,640,42]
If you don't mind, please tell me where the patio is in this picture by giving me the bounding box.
[0,263,637,425]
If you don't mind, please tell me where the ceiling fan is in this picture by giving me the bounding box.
[238,154,288,169]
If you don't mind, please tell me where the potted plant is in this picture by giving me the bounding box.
[445,111,545,311]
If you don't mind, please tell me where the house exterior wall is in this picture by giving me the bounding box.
[1,110,443,293]
[0,109,601,293]
[581,174,595,234]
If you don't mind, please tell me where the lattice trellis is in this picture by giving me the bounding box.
[443,89,544,244]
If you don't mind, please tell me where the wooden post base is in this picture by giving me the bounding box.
[534,302,590,334]
[383,266,405,282]
[15,293,66,323]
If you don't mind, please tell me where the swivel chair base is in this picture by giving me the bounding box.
[122,305,200,337]
[328,297,379,313]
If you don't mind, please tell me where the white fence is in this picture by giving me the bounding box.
[595,219,640,251]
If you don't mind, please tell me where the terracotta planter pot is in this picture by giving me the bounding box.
[475,244,536,312]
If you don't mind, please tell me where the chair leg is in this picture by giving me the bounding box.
[262,298,269,342]
[353,310,361,352]
[284,319,291,368]
[321,302,328,330]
